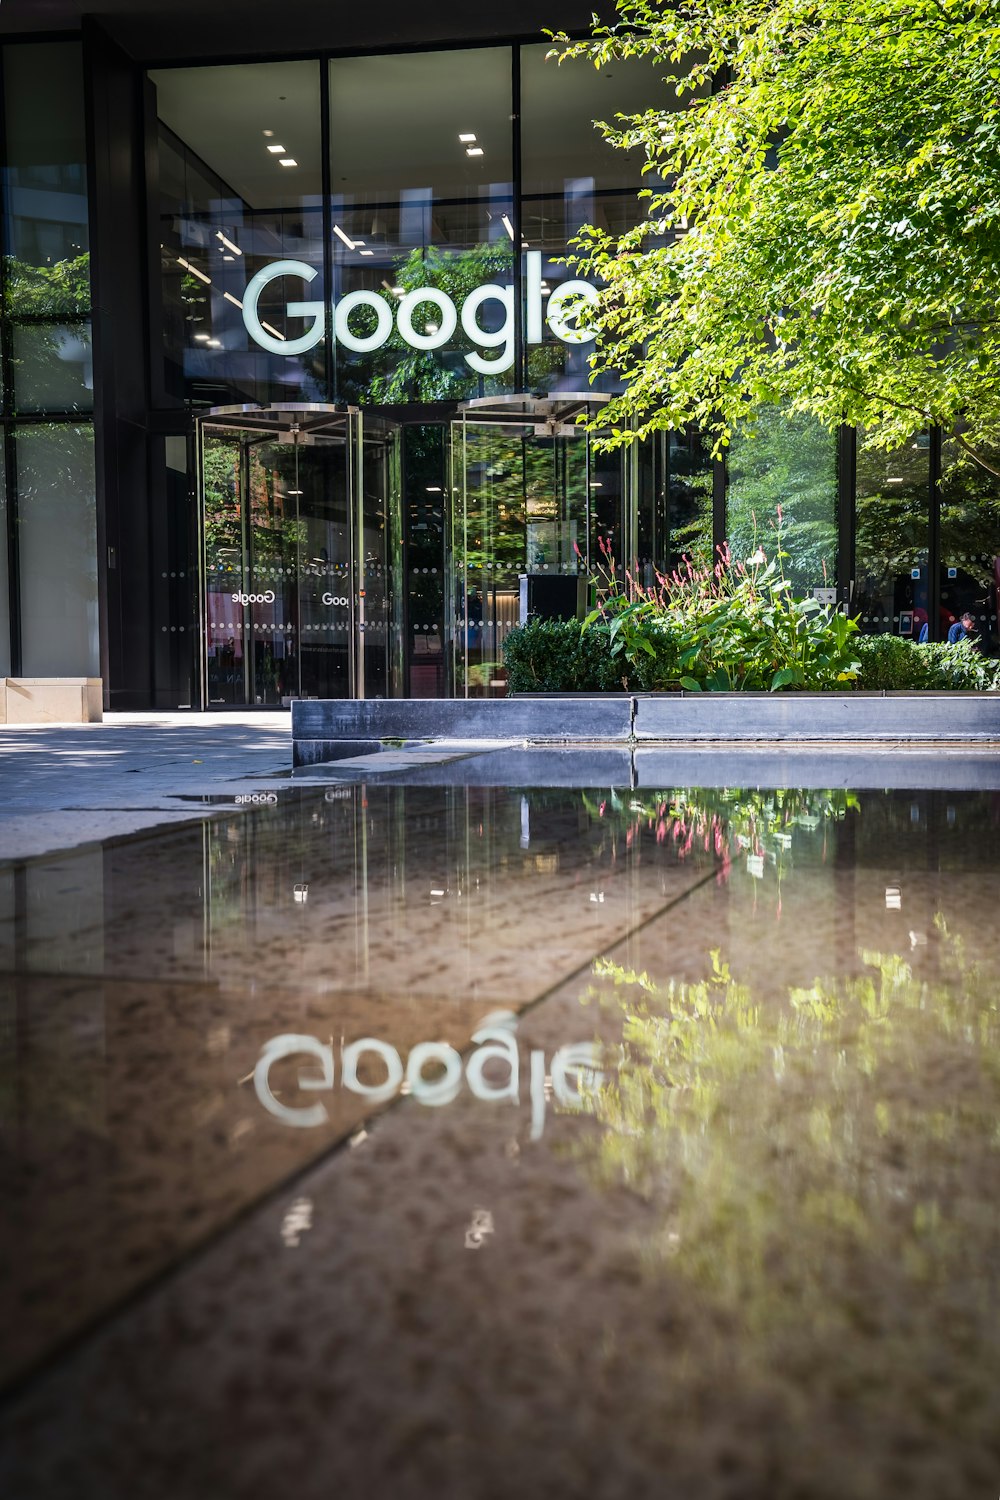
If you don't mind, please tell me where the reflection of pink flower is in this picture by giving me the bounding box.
[656,820,667,843]
[599,801,606,817]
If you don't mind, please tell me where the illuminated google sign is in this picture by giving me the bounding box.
[241,251,599,373]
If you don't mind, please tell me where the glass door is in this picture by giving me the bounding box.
[449,397,599,697]
[198,406,402,706]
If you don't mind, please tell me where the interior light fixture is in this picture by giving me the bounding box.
[287,489,304,496]
[333,224,356,249]
[216,231,243,256]
[886,477,905,484]
[267,144,286,154]
[177,256,211,286]
[359,249,374,256]
[207,338,222,348]
[466,146,484,157]
[391,285,404,296]
[426,485,442,493]
[223,255,234,262]
[263,129,274,137]
[501,214,515,240]
[261,320,286,342]
[223,291,244,309]
[521,240,529,249]
[459,132,477,143]
[279,158,297,167]
[194,333,210,341]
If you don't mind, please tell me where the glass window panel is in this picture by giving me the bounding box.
[0,452,10,675]
[520,44,683,393]
[16,423,99,677]
[150,61,324,407]
[634,428,714,581]
[939,438,1000,652]
[329,50,514,404]
[855,431,930,638]
[727,407,837,594]
[12,323,93,413]
[2,42,90,318]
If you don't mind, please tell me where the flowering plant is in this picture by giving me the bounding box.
[583,510,860,691]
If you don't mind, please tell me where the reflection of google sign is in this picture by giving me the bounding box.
[231,590,275,605]
[240,253,599,373]
[322,593,349,606]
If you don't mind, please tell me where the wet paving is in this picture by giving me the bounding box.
[1,777,999,1499]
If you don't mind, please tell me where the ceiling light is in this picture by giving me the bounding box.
[459,132,477,143]
[391,285,404,295]
[263,129,274,137]
[287,489,304,496]
[223,291,243,309]
[267,144,286,154]
[521,240,529,249]
[333,224,356,249]
[279,158,297,167]
[501,214,515,240]
[261,320,286,342]
[466,146,484,157]
[194,333,210,341]
[216,231,243,256]
[223,255,234,262]
[207,338,222,347]
[886,477,905,484]
[354,240,366,247]
[177,256,211,285]
[359,249,374,256]
[426,485,442,493]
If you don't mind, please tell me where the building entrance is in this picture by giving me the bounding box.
[449,394,611,697]
[197,405,402,707]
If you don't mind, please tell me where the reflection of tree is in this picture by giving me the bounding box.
[356,242,514,405]
[3,253,90,317]
[4,253,93,414]
[855,436,930,593]
[202,438,306,570]
[574,924,1000,1476]
[727,406,837,591]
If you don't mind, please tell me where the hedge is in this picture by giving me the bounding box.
[503,619,1000,694]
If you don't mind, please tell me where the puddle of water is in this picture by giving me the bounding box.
[1,784,999,1497]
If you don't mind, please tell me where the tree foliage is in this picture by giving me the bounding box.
[552,0,1000,473]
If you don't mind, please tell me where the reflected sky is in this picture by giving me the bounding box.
[1,783,999,1497]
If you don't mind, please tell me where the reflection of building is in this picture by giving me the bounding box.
[0,1,998,708]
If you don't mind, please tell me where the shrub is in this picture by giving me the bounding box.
[855,634,1000,691]
[503,619,625,693]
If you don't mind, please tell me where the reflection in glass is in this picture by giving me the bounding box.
[0,458,10,675]
[152,61,324,407]
[634,427,714,578]
[519,44,677,393]
[201,410,401,705]
[450,416,588,695]
[328,50,514,404]
[11,323,93,413]
[15,423,98,676]
[855,430,930,638]
[727,406,837,593]
[939,438,1000,653]
[2,42,90,317]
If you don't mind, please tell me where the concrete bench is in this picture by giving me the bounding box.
[1,678,103,724]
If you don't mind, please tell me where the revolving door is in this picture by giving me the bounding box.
[197,405,402,706]
[449,394,612,697]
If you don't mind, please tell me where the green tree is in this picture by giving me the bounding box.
[552,0,1000,475]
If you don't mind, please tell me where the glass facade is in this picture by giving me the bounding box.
[2,30,998,705]
[0,40,97,682]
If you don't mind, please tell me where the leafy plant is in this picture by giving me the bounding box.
[583,515,861,691]
[503,618,627,692]
[856,633,1000,690]
[550,0,1000,479]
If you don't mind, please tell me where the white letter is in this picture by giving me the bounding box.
[342,1037,403,1103]
[254,1034,334,1128]
[525,250,544,345]
[396,287,457,350]
[333,290,394,353]
[465,1010,519,1104]
[406,1041,463,1106]
[551,1042,605,1107]
[462,284,514,374]
[242,260,325,356]
[529,1048,546,1141]
[546,280,599,345]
